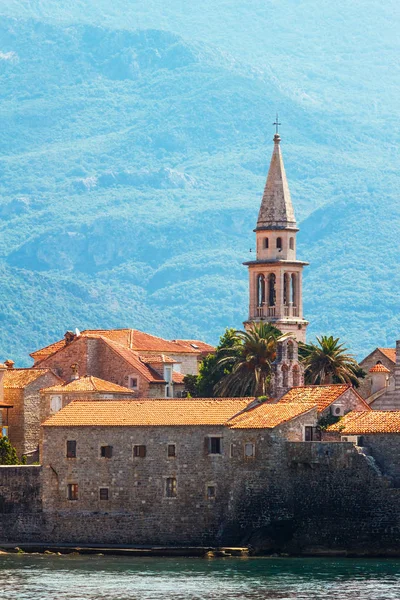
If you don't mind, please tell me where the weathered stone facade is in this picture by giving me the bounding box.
[3,437,400,554]
[358,347,395,400]
[3,369,61,457]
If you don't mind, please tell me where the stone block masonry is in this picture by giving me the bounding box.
[3,441,400,553]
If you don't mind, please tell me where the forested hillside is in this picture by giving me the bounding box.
[0,1,399,363]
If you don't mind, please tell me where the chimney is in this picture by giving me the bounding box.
[70,363,79,381]
[4,360,14,370]
[64,331,76,345]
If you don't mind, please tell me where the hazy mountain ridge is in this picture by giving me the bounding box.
[0,5,399,364]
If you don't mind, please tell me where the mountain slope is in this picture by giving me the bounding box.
[0,4,399,363]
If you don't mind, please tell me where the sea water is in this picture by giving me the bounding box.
[0,554,399,599]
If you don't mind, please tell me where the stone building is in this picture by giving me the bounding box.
[29,329,206,398]
[3,366,61,458]
[40,374,137,424]
[244,133,308,342]
[358,346,395,400]
[277,383,370,440]
[364,341,400,410]
[40,397,318,544]
[327,410,400,486]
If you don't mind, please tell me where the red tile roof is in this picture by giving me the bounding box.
[173,340,215,355]
[4,368,59,389]
[139,354,176,364]
[278,384,351,412]
[42,398,255,427]
[30,329,212,364]
[369,364,390,373]
[41,376,134,394]
[378,348,396,363]
[172,371,185,384]
[328,411,400,434]
[228,402,316,429]
[99,338,166,384]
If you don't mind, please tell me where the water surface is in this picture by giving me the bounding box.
[0,554,400,599]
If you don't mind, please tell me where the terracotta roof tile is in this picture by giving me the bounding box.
[30,340,66,362]
[173,340,215,354]
[228,402,316,429]
[378,348,396,363]
[278,384,351,412]
[4,368,57,389]
[42,398,254,427]
[99,338,166,383]
[328,411,400,434]
[369,364,390,373]
[41,376,134,394]
[172,371,185,384]
[139,354,176,364]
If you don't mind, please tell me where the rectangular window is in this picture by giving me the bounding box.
[230,443,235,458]
[208,437,222,455]
[50,395,62,413]
[129,377,138,389]
[99,487,109,501]
[244,442,255,458]
[66,440,76,458]
[67,483,78,501]
[207,485,216,500]
[304,426,314,442]
[100,445,113,458]
[167,444,176,458]
[133,445,146,458]
[165,477,177,498]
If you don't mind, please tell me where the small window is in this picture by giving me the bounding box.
[133,445,146,458]
[67,483,78,501]
[165,477,177,498]
[50,395,62,413]
[208,437,222,455]
[66,440,76,459]
[99,487,109,501]
[276,237,282,250]
[244,442,255,458]
[264,238,269,249]
[289,237,294,250]
[230,443,235,458]
[304,426,314,442]
[167,444,176,458]
[207,485,216,500]
[100,445,113,459]
[129,377,138,389]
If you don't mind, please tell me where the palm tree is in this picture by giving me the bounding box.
[300,335,361,385]
[213,323,282,397]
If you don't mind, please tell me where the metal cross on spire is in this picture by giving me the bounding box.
[273,113,281,134]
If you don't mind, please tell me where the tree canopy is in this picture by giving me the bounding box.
[299,335,364,386]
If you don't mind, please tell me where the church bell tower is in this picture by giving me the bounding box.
[244,130,309,342]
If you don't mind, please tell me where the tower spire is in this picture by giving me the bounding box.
[244,127,309,343]
[256,130,296,231]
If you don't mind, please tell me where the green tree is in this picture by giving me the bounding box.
[300,335,362,386]
[183,328,239,397]
[214,323,282,397]
[0,437,23,465]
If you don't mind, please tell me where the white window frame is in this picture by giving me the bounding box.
[50,395,62,413]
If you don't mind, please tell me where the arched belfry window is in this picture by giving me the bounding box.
[292,365,300,387]
[268,273,276,306]
[283,273,290,306]
[287,341,294,361]
[291,274,297,306]
[257,274,265,307]
[282,364,289,388]
[264,238,269,249]
[289,237,294,250]
[276,237,282,250]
